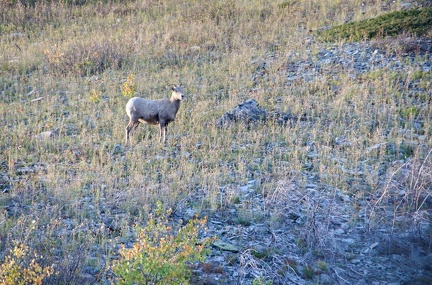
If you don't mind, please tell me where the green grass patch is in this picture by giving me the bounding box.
[317,8,432,42]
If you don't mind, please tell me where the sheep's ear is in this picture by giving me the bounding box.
[171,84,177,91]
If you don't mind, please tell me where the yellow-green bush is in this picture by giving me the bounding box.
[121,74,136,98]
[0,243,54,285]
[112,203,215,285]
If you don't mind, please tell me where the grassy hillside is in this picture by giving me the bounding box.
[1,0,431,284]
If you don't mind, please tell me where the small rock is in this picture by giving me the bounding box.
[30,96,43,102]
[341,223,350,230]
[335,135,351,146]
[183,208,197,221]
[306,152,319,158]
[239,184,252,194]
[410,254,432,270]
[213,241,239,252]
[10,32,26,38]
[341,238,355,245]
[15,167,34,175]
[320,274,335,284]
[35,131,53,141]
[400,2,414,9]
[334,228,345,235]
[336,191,351,202]
[182,151,191,158]
[364,242,379,253]
[112,144,122,155]
[306,183,317,189]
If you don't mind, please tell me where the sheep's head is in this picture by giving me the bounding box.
[171,84,185,101]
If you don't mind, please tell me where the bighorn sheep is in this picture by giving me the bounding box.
[125,84,184,144]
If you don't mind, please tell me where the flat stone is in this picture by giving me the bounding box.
[213,241,239,252]
[15,167,34,175]
[320,274,335,284]
[333,228,345,235]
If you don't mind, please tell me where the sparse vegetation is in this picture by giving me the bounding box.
[0,0,431,284]
[302,265,316,280]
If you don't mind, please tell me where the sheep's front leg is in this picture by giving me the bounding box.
[159,121,168,143]
[125,121,133,144]
[125,120,139,144]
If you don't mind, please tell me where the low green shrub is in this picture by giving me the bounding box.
[317,8,432,42]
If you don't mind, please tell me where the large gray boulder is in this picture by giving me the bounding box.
[216,99,267,128]
[216,99,303,128]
